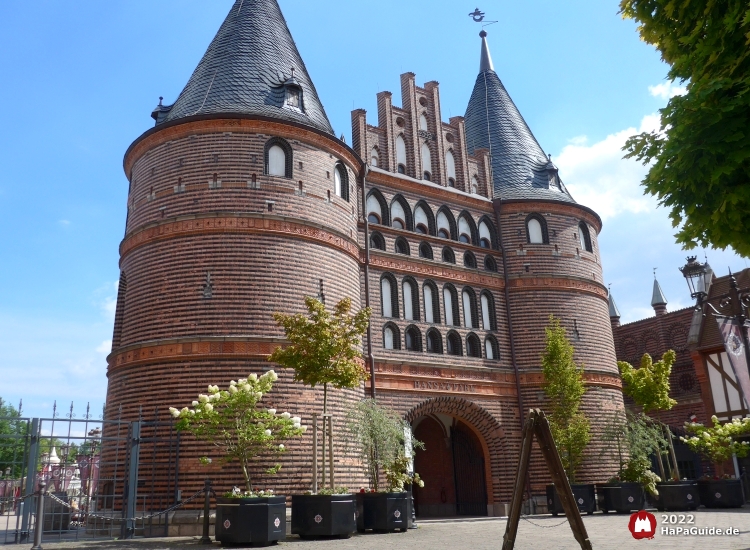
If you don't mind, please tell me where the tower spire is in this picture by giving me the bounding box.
[479,30,494,73]
[651,271,668,316]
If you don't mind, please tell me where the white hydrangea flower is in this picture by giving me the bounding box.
[169,407,180,418]
[181,407,189,415]
[192,401,199,407]
[268,409,277,415]
[230,380,237,386]
[300,425,307,432]
[204,403,213,412]
[281,412,291,419]
[267,370,278,381]
[278,444,285,450]
[189,410,195,415]
[238,378,247,385]
[291,416,301,424]
[229,385,238,394]
[255,392,263,399]
[248,373,258,381]
[198,394,209,403]
[264,429,272,436]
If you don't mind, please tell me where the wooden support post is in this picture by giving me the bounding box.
[501,409,592,550]
[326,414,334,489]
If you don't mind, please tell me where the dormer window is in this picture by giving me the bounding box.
[286,86,300,108]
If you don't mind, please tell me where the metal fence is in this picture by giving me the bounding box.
[0,402,180,545]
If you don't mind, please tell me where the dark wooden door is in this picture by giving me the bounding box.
[451,424,487,516]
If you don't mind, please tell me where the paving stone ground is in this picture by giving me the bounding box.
[29,507,750,550]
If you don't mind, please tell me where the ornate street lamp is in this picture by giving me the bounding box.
[679,256,713,303]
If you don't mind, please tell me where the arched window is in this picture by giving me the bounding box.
[265,138,292,178]
[464,251,477,269]
[371,148,379,167]
[380,274,398,318]
[466,333,482,358]
[383,323,401,350]
[442,247,455,264]
[333,163,349,201]
[390,195,412,231]
[446,330,462,356]
[459,216,472,244]
[426,328,443,354]
[402,277,420,321]
[448,178,455,187]
[419,113,428,131]
[579,222,592,252]
[478,218,495,249]
[396,135,407,174]
[445,150,456,183]
[484,256,497,272]
[462,288,478,329]
[419,242,433,260]
[404,325,422,352]
[370,232,385,251]
[485,335,499,360]
[421,142,432,180]
[526,214,548,244]
[471,176,479,195]
[414,203,433,235]
[480,291,497,330]
[415,223,427,234]
[395,237,410,255]
[423,280,440,324]
[443,284,460,327]
[366,190,387,225]
[436,207,456,240]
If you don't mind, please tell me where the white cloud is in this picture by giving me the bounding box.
[555,114,661,220]
[58,219,71,227]
[96,340,112,354]
[648,82,686,100]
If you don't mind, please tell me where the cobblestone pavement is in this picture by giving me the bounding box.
[31,508,750,550]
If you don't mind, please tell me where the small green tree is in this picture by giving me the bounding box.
[541,316,591,481]
[618,350,677,413]
[169,370,304,494]
[269,296,371,490]
[346,399,424,492]
[681,415,750,465]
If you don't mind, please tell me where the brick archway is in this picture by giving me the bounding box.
[405,396,511,514]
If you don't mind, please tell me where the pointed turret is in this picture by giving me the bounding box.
[155,0,333,135]
[464,30,575,202]
[608,290,621,328]
[651,277,668,316]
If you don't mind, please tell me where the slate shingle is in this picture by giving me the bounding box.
[156,0,334,135]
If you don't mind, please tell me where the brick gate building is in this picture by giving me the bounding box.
[106,0,625,515]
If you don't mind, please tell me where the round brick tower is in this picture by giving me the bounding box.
[464,30,625,487]
[106,0,367,494]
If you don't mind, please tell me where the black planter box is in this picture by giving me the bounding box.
[697,479,744,508]
[597,483,645,513]
[356,492,408,533]
[546,484,596,515]
[214,496,286,546]
[654,481,699,511]
[291,494,356,538]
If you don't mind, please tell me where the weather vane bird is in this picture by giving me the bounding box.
[469,7,498,27]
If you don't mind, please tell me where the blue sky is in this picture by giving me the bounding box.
[0,0,747,418]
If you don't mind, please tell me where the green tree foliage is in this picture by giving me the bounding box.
[618,350,677,413]
[346,399,424,491]
[681,415,750,463]
[269,297,371,414]
[170,371,304,494]
[541,316,591,481]
[621,0,750,255]
[0,399,26,478]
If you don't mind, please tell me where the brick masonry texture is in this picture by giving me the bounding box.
[108,68,626,510]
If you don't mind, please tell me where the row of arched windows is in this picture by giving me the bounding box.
[525,214,593,252]
[380,274,497,331]
[265,137,350,201]
[366,189,497,249]
[370,232,498,272]
[382,323,500,359]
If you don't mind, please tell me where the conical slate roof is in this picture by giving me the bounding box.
[155,0,334,135]
[464,31,575,203]
[651,278,668,306]
[608,291,621,319]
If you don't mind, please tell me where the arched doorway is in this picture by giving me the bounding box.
[412,414,488,517]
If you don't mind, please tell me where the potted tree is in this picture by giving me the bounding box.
[681,415,750,508]
[169,370,304,546]
[540,316,595,516]
[269,296,371,539]
[618,350,699,511]
[346,399,424,533]
[598,412,666,513]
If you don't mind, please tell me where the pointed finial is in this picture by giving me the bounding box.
[653,267,657,278]
[478,28,494,73]
[159,96,163,106]
[290,67,295,79]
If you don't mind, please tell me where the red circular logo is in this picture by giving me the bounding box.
[628,510,656,540]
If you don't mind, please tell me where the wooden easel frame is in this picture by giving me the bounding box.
[502,409,593,550]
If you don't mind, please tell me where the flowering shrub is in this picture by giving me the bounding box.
[383,455,424,493]
[169,370,305,493]
[680,415,750,464]
[223,487,277,499]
